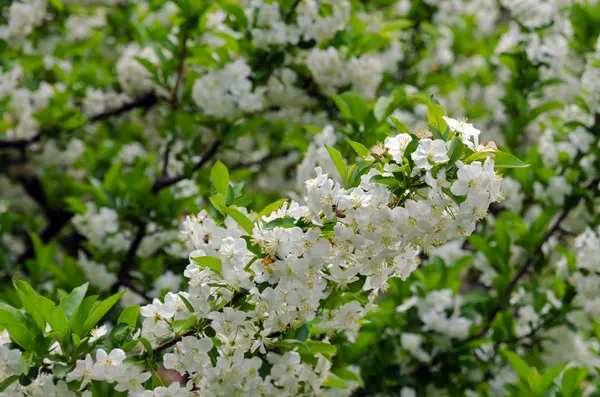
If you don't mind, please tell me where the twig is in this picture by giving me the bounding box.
[152,139,222,193]
[0,93,157,151]
[146,330,196,357]
[230,149,296,171]
[170,32,189,109]
[111,222,147,294]
[466,178,600,341]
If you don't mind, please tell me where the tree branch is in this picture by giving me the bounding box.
[230,149,296,171]
[111,222,147,294]
[152,139,222,193]
[170,32,189,109]
[0,92,157,151]
[466,178,600,341]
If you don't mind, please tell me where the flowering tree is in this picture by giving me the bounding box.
[0,0,597,396]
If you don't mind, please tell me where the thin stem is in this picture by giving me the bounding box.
[152,139,222,193]
[170,31,189,109]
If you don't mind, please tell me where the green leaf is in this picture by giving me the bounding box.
[79,291,125,337]
[71,333,81,348]
[104,162,122,192]
[117,306,140,328]
[503,350,531,380]
[191,255,223,275]
[427,102,447,133]
[2,322,34,351]
[538,364,566,393]
[264,217,297,229]
[209,194,226,213]
[528,101,564,121]
[339,92,369,124]
[171,316,197,334]
[325,145,347,181]
[20,351,32,376]
[64,197,87,215]
[59,283,89,319]
[0,302,27,324]
[71,295,98,335]
[369,175,400,185]
[0,376,19,392]
[138,337,153,357]
[448,138,465,164]
[333,367,364,387]
[53,363,69,378]
[323,373,347,389]
[493,151,529,168]
[48,0,64,11]
[12,278,46,332]
[296,324,309,341]
[179,295,196,313]
[346,139,369,158]
[390,117,411,134]
[48,306,68,340]
[257,199,288,218]
[331,95,352,120]
[560,366,586,395]
[211,160,230,196]
[305,340,337,355]
[373,95,394,122]
[223,207,254,235]
[382,18,413,32]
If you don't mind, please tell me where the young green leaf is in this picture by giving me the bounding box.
[257,199,288,218]
[493,151,530,168]
[59,283,89,319]
[211,160,230,196]
[427,102,447,133]
[223,207,254,235]
[79,290,126,337]
[503,350,531,380]
[346,139,370,158]
[325,145,347,181]
[390,117,411,134]
[117,305,140,328]
[191,255,223,275]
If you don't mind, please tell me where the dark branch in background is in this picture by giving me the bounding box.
[230,149,296,171]
[284,0,301,21]
[111,222,147,294]
[160,32,189,178]
[0,92,157,152]
[170,31,189,110]
[88,92,157,123]
[466,177,600,342]
[5,93,159,277]
[152,139,222,193]
[112,137,222,292]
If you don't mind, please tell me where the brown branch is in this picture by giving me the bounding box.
[466,178,600,342]
[88,92,157,123]
[230,149,296,171]
[170,31,189,110]
[0,92,157,151]
[152,139,222,193]
[111,222,147,294]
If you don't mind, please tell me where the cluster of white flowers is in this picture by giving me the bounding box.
[192,59,266,118]
[78,122,503,395]
[305,47,384,100]
[116,45,160,97]
[73,203,129,252]
[249,0,350,47]
[566,227,600,318]
[397,288,473,344]
[0,65,60,142]
[0,0,47,43]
